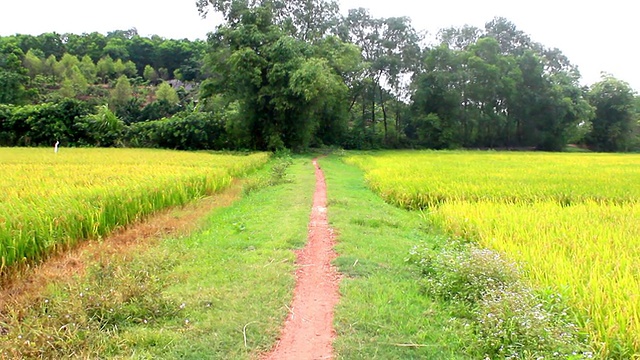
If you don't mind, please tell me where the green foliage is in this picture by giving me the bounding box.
[76,104,125,146]
[137,99,181,122]
[58,78,76,98]
[586,75,637,151]
[143,64,159,84]
[78,55,97,83]
[407,240,591,359]
[409,20,593,151]
[0,16,637,152]
[125,111,228,150]
[202,3,352,151]
[110,75,132,107]
[0,99,91,146]
[96,55,116,82]
[22,49,43,78]
[0,42,29,105]
[155,82,179,104]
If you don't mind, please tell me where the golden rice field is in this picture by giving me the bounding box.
[345,151,640,358]
[0,148,269,271]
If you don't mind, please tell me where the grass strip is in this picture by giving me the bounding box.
[1,156,314,359]
[320,156,470,359]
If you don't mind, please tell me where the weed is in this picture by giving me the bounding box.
[0,250,180,358]
[407,240,591,359]
[407,241,520,304]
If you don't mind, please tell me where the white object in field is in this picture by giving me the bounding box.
[54,141,60,153]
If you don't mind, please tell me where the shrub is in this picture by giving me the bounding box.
[407,240,591,359]
[125,111,228,150]
[407,241,520,304]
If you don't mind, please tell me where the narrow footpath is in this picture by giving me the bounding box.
[263,159,341,360]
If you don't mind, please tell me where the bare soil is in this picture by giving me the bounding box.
[263,159,341,360]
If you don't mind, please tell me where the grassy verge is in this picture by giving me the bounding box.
[0,156,313,358]
[320,156,470,359]
[328,153,593,359]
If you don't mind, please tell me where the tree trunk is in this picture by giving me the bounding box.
[395,104,401,143]
[361,91,366,132]
[380,85,388,144]
[371,83,376,146]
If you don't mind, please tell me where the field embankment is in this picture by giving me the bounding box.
[345,151,640,358]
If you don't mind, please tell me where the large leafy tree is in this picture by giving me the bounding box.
[0,42,30,104]
[340,8,421,146]
[586,75,637,151]
[409,18,593,151]
[197,0,340,42]
[200,0,349,150]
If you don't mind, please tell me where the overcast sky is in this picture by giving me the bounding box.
[1,0,637,91]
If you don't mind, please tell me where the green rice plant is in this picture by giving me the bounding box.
[0,148,269,272]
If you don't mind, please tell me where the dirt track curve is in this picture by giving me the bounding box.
[263,159,341,360]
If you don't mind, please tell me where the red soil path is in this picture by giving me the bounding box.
[263,159,341,360]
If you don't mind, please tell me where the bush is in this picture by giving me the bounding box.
[75,105,125,147]
[407,240,520,304]
[125,111,229,150]
[407,240,591,359]
[472,286,590,359]
[0,99,91,146]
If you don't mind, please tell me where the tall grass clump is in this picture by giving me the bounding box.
[0,148,269,272]
[0,249,182,358]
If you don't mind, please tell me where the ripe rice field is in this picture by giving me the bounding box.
[345,151,640,357]
[0,148,269,271]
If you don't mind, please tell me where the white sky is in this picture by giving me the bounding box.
[0,0,637,91]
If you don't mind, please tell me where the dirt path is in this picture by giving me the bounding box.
[263,159,341,360]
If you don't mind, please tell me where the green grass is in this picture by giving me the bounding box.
[321,156,470,359]
[1,156,313,358]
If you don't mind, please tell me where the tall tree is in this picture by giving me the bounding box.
[0,42,29,104]
[22,49,43,78]
[586,75,637,151]
[78,55,97,83]
[96,55,115,82]
[111,75,132,108]
[143,65,159,84]
[155,82,179,104]
[197,0,340,41]
[201,2,348,150]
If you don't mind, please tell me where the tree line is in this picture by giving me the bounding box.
[1,0,639,152]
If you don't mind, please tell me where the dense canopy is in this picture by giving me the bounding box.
[0,0,638,151]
